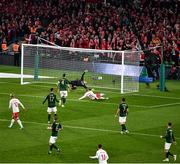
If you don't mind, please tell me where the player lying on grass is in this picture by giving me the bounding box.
[79,88,108,100]
[70,70,88,90]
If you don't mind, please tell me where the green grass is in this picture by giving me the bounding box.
[0,66,180,163]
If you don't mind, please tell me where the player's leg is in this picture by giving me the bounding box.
[60,91,68,107]
[8,114,15,128]
[17,119,24,129]
[164,144,176,161]
[119,117,128,134]
[80,71,86,81]
[48,136,60,154]
[47,108,52,124]
[52,107,57,118]
[163,143,171,161]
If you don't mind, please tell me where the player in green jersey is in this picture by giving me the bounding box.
[43,88,59,124]
[115,97,129,134]
[57,73,70,107]
[160,122,177,162]
[48,116,63,154]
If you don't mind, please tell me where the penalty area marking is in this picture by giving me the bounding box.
[0,118,179,140]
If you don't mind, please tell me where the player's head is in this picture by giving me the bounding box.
[62,73,66,78]
[10,93,15,98]
[122,97,125,102]
[54,115,58,122]
[98,144,102,149]
[168,122,172,127]
[50,88,54,92]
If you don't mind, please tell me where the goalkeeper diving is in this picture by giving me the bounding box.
[70,70,88,90]
[79,88,109,100]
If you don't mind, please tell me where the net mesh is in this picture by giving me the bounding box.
[21,44,141,93]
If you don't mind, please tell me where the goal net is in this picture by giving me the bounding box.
[21,44,142,93]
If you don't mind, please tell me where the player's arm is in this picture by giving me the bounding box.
[79,94,87,100]
[126,108,129,115]
[55,95,59,103]
[106,152,109,160]
[19,101,25,110]
[89,151,98,159]
[9,100,12,109]
[42,95,48,104]
[89,155,98,159]
[115,108,120,117]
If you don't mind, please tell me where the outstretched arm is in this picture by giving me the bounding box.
[79,94,87,100]
[43,96,48,104]
[80,71,86,81]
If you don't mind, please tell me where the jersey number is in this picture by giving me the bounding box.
[50,96,54,102]
[101,153,106,160]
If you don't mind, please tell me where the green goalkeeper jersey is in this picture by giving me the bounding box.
[119,102,128,117]
[43,92,59,107]
[58,78,70,91]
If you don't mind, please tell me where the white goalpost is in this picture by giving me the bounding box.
[21,43,142,93]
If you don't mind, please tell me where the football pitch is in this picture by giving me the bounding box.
[0,65,180,163]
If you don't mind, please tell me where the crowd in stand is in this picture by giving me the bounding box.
[0,0,179,65]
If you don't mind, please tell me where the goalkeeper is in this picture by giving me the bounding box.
[70,70,88,90]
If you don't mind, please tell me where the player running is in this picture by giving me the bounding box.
[57,73,70,107]
[160,122,177,162]
[48,116,63,155]
[8,93,26,129]
[43,88,59,124]
[89,144,109,164]
[79,88,109,100]
[70,70,88,90]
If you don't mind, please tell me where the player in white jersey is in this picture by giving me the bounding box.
[79,89,108,100]
[89,144,109,164]
[8,94,26,129]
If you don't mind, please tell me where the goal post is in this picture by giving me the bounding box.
[21,43,142,93]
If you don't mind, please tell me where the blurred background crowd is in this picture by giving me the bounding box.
[0,0,179,76]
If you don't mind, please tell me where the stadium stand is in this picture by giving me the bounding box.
[0,0,179,66]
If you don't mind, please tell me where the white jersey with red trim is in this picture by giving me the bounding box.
[80,90,97,100]
[93,148,109,164]
[9,98,24,113]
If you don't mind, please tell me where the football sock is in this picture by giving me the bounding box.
[50,145,53,151]
[52,144,58,150]
[121,125,124,131]
[61,97,66,105]
[122,124,126,131]
[48,114,51,123]
[168,152,173,157]
[124,125,127,131]
[166,152,168,158]
[9,119,15,127]
[17,119,23,128]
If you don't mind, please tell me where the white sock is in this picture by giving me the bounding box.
[9,119,15,127]
[17,119,23,128]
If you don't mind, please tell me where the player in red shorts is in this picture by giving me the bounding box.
[8,94,26,129]
[79,88,108,100]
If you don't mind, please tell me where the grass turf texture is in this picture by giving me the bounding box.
[0,65,180,163]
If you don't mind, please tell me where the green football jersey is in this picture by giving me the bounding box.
[119,102,128,117]
[51,122,62,137]
[43,92,59,107]
[58,78,70,91]
[164,127,175,143]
